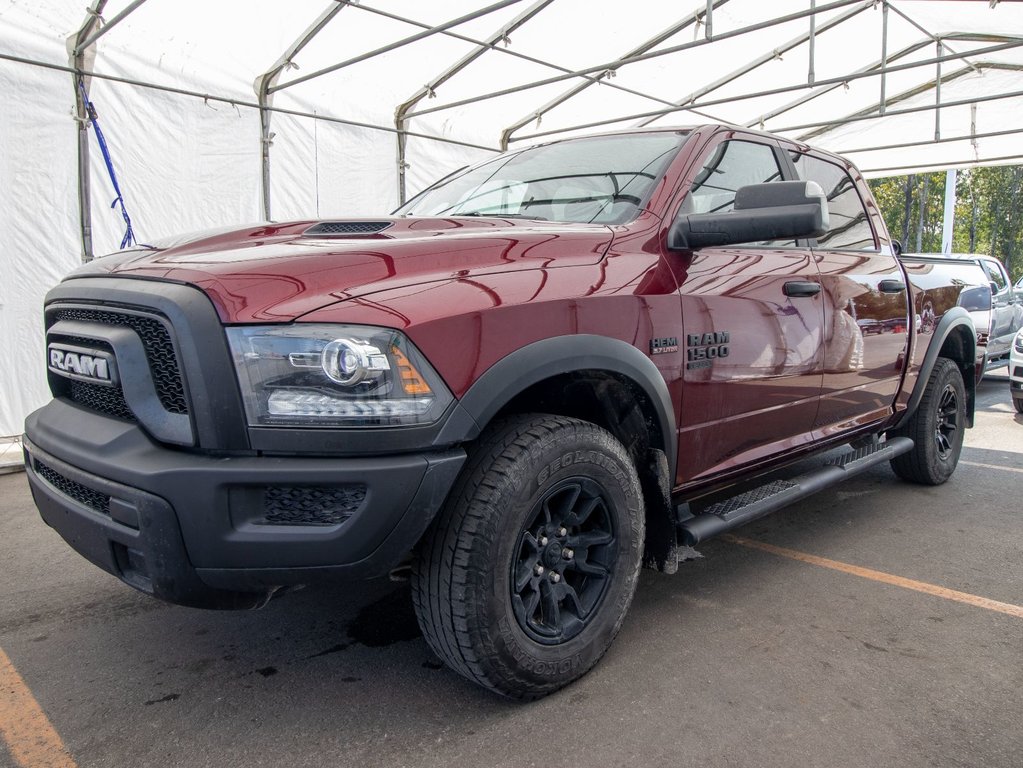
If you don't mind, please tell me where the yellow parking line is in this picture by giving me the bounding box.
[959,460,1023,475]
[723,535,1023,620]
[0,647,76,768]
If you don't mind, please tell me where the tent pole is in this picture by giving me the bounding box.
[808,0,817,86]
[68,0,107,263]
[705,0,713,39]
[934,40,942,140]
[255,2,347,221]
[394,0,555,203]
[879,1,888,114]
[837,126,1023,155]
[73,0,148,54]
[942,169,957,254]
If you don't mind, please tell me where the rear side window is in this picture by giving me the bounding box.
[790,153,876,250]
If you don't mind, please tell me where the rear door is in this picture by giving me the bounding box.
[670,133,825,485]
[788,151,910,437]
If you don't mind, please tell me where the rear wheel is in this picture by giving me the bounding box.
[411,414,644,699]
[1013,396,1023,415]
[890,357,966,485]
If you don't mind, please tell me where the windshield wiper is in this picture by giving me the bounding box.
[454,211,548,221]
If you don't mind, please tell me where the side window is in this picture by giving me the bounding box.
[684,140,791,246]
[983,260,1008,293]
[791,153,876,250]
[686,140,783,214]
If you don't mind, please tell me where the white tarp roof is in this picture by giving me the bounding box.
[2,0,1022,435]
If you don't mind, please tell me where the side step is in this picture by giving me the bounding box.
[678,437,914,545]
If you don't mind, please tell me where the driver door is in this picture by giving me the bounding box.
[670,134,825,485]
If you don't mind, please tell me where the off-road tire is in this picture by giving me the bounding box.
[411,414,644,700]
[889,357,967,485]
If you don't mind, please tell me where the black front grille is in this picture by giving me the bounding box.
[70,380,135,421]
[261,485,366,526]
[303,221,392,236]
[53,308,188,414]
[34,460,110,516]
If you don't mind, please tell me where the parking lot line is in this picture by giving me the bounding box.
[723,535,1023,620]
[959,460,1023,475]
[0,647,77,768]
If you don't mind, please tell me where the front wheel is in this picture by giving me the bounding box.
[411,414,644,699]
[890,357,967,485]
[1013,396,1023,415]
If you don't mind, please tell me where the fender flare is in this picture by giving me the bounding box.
[435,334,678,476]
[894,307,978,430]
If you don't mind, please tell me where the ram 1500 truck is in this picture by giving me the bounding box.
[24,125,986,699]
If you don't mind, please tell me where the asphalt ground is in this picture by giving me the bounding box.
[1,373,1020,768]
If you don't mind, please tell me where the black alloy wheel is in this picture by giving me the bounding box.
[511,478,617,645]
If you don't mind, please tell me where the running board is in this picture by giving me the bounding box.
[678,437,914,545]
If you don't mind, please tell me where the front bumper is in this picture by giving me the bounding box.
[24,400,465,608]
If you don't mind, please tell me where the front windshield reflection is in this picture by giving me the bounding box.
[396,132,688,225]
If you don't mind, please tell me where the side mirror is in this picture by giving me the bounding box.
[892,239,903,257]
[668,180,829,250]
[990,281,1001,297]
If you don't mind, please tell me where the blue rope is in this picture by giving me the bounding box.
[77,80,148,249]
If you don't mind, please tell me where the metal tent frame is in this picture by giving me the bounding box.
[14,0,1020,260]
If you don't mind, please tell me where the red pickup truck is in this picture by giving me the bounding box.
[25,124,985,699]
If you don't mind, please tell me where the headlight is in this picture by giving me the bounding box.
[226,324,452,427]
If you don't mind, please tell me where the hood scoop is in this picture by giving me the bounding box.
[303,221,393,237]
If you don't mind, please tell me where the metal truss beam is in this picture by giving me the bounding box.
[270,0,524,94]
[633,0,874,128]
[794,61,1021,141]
[73,0,149,55]
[500,0,731,150]
[835,126,1023,156]
[394,0,554,203]
[404,0,867,120]
[355,1,697,125]
[508,38,1023,143]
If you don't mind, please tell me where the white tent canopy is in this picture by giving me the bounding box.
[2,0,1022,435]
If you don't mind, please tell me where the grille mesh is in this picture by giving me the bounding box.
[34,460,110,516]
[69,380,135,421]
[53,308,188,414]
[304,221,392,236]
[261,485,366,526]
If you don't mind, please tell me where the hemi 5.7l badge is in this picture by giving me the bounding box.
[650,337,679,355]
[47,343,118,387]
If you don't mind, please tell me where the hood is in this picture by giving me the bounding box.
[68,217,615,323]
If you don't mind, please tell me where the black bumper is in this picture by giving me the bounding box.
[24,400,465,609]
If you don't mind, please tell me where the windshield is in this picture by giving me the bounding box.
[395,132,688,225]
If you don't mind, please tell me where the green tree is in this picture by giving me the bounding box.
[869,166,1023,282]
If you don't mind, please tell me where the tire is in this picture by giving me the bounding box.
[1013,397,1023,415]
[411,414,644,700]
[890,358,967,485]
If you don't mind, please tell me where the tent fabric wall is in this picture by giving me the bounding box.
[2,0,1022,435]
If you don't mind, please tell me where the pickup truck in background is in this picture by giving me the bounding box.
[903,252,1021,370]
[25,124,986,699]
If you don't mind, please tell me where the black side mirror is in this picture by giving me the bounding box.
[892,239,903,256]
[668,180,829,250]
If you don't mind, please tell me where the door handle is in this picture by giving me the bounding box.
[783,281,821,297]
[878,279,906,294]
